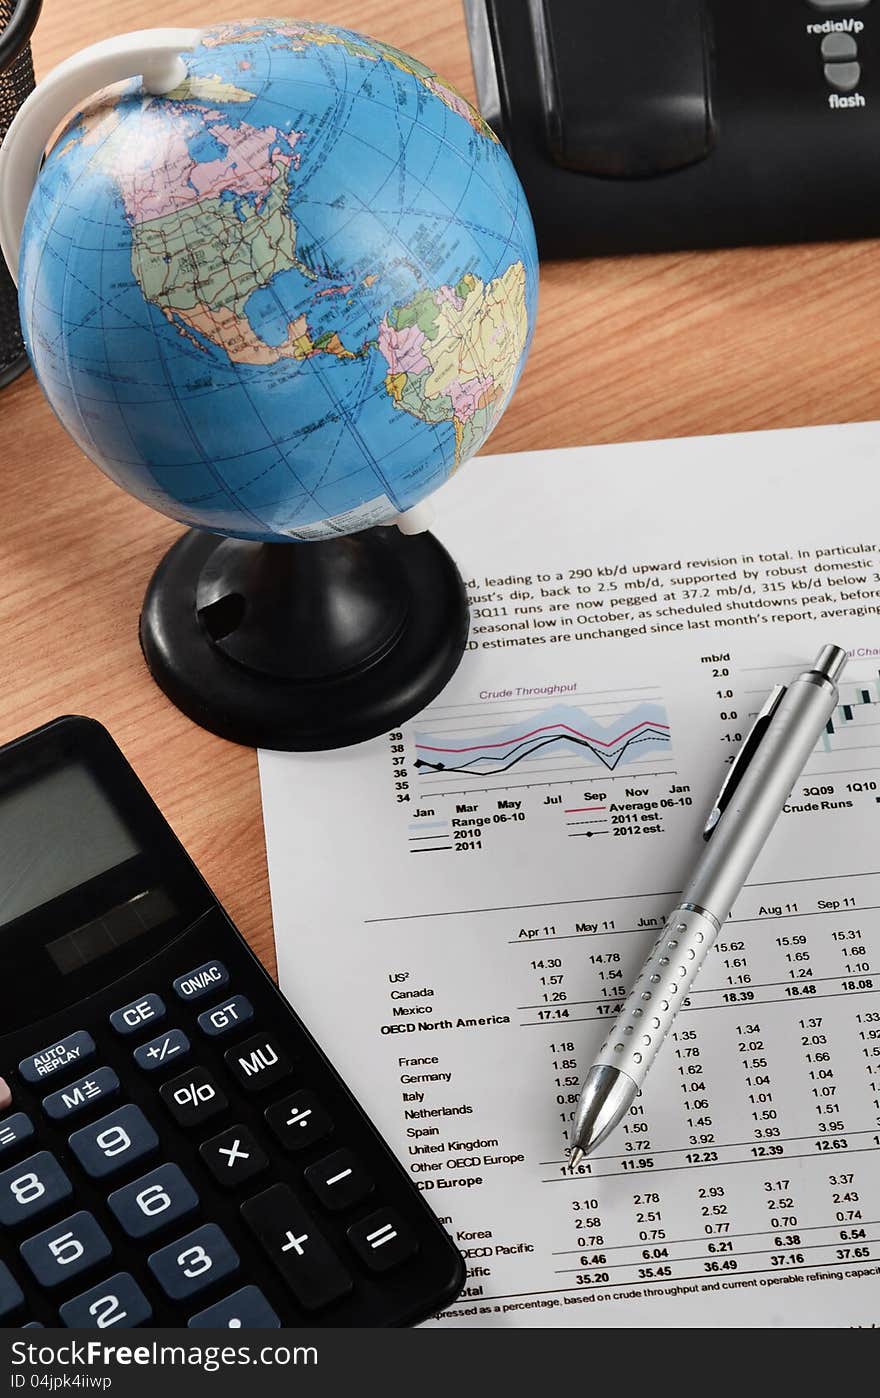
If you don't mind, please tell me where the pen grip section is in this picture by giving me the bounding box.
[594,906,718,1088]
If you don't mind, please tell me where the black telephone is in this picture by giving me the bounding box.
[466,0,880,255]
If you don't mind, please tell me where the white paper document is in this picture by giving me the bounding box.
[259,422,880,1326]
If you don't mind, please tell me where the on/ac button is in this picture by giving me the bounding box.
[825,61,862,92]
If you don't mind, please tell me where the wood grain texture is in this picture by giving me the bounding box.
[3,0,880,979]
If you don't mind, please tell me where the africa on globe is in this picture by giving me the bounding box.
[17,18,539,542]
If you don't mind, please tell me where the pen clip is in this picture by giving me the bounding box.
[702,683,787,839]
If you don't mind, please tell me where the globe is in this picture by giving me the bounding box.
[17,18,538,542]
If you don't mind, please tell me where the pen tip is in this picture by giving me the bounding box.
[569,1147,584,1170]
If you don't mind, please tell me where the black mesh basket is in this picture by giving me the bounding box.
[0,0,42,389]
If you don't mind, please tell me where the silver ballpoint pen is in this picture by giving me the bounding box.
[569,643,848,1167]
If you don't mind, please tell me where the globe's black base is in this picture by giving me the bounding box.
[139,526,470,750]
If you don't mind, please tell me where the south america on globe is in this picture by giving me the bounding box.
[17,18,539,542]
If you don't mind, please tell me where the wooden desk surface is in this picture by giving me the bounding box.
[3,0,880,980]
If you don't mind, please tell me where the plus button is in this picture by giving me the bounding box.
[281,1230,309,1256]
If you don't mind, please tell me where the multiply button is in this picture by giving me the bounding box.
[224,1035,291,1092]
[173,961,229,1002]
[160,1067,228,1128]
[241,1184,352,1311]
[265,1091,332,1151]
[19,1031,95,1085]
[200,1125,268,1188]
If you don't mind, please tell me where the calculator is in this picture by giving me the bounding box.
[0,716,465,1328]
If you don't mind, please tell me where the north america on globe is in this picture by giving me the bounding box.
[19,19,539,540]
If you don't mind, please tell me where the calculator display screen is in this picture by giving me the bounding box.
[0,762,140,927]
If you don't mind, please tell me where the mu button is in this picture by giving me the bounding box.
[224,1035,292,1093]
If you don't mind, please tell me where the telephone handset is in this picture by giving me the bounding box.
[467,0,880,256]
[530,0,715,177]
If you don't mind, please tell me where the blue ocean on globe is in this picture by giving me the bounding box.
[18,19,539,541]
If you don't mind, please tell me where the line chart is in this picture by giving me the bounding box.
[411,690,673,795]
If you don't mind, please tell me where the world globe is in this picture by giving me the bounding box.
[15,18,539,542]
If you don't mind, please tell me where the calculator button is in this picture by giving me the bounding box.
[305,1150,374,1212]
[59,1272,152,1329]
[0,1151,73,1225]
[197,995,254,1037]
[133,1029,190,1072]
[224,1035,292,1092]
[0,1260,23,1319]
[199,1125,268,1188]
[148,1223,239,1300]
[188,1284,280,1329]
[173,961,229,1002]
[265,1091,332,1151]
[241,1184,352,1311]
[43,1068,120,1122]
[19,1031,96,1085]
[160,1067,228,1128]
[20,1211,112,1287]
[347,1210,419,1273]
[0,1078,11,1111]
[109,994,166,1036]
[0,1113,34,1156]
[108,1163,199,1238]
[68,1105,159,1179]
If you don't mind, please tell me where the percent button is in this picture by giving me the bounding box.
[160,1068,228,1128]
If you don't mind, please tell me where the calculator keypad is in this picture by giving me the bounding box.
[107,1164,199,1238]
[0,1113,34,1156]
[0,934,455,1328]
[0,1261,23,1319]
[68,1105,158,1179]
[188,1285,279,1329]
[148,1223,239,1300]
[20,1211,112,1287]
[0,1152,73,1225]
[59,1272,152,1329]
